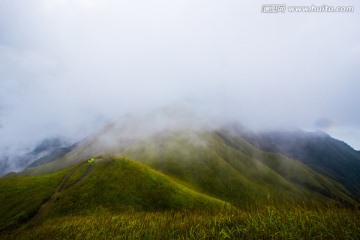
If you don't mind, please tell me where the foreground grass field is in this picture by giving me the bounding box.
[1,205,359,239]
[1,156,359,239]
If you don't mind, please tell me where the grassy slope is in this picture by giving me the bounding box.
[122,131,267,205]
[2,205,360,240]
[21,128,357,206]
[121,130,357,206]
[0,156,228,237]
[215,130,357,205]
[0,168,70,232]
[239,129,360,198]
[0,152,360,239]
[48,156,227,218]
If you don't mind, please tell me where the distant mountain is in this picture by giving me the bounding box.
[237,127,360,199]
[27,144,76,168]
[0,138,72,176]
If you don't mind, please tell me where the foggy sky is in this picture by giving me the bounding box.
[1,0,360,155]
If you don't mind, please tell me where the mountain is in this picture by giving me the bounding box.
[0,138,72,177]
[237,127,360,199]
[19,114,358,206]
[0,156,227,233]
[1,110,360,239]
[27,144,76,168]
[121,129,356,205]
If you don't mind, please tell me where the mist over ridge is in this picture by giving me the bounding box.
[1,99,360,176]
[1,0,360,173]
[2,2,360,238]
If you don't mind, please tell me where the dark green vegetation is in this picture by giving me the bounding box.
[1,124,360,239]
[0,168,68,231]
[239,128,360,199]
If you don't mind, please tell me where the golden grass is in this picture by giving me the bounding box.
[2,204,360,240]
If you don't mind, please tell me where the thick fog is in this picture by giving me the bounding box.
[1,0,360,163]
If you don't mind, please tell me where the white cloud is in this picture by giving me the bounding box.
[0,0,360,152]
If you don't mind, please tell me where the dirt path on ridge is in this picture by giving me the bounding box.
[28,162,94,226]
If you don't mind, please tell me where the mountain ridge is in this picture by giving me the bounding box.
[1,112,360,239]
[236,127,360,199]
[18,124,359,206]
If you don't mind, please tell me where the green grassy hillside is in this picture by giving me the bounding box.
[48,156,228,217]
[2,111,360,239]
[1,148,359,239]
[238,128,360,199]
[2,201,360,239]
[215,130,357,205]
[0,168,71,232]
[0,157,228,233]
[122,130,357,206]
[21,128,358,207]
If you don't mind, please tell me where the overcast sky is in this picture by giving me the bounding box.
[1,0,360,154]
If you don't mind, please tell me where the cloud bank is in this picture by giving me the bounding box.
[1,0,360,154]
